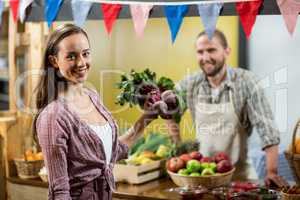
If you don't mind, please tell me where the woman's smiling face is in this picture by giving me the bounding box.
[51,33,91,84]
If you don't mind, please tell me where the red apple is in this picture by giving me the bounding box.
[189,151,203,161]
[200,157,213,163]
[214,152,230,163]
[167,157,185,173]
[216,160,233,173]
[179,154,192,164]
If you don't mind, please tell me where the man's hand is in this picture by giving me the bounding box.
[264,170,289,188]
[264,145,289,188]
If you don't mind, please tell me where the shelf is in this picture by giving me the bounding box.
[0,68,8,81]
[0,93,9,101]
[0,76,8,81]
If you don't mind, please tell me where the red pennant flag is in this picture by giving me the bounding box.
[10,0,19,22]
[101,3,122,35]
[236,0,263,39]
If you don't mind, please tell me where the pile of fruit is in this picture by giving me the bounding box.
[124,132,173,165]
[121,132,200,166]
[166,151,233,176]
[24,148,43,161]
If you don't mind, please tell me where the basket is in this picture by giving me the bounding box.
[284,119,300,185]
[39,173,48,182]
[281,191,300,200]
[167,167,235,189]
[14,158,44,179]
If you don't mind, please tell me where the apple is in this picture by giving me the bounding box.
[186,159,201,173]
[179,154,192,164]
[200,157,213,163]
[167,157,185,173]
[178,169,189,176]
[201,168,215,176]
[190,172,201,177]
[189,151,203,161]
[201,162,210,169]
[209,162,217,172]
[217,160,233,173]
[214,152,230,163]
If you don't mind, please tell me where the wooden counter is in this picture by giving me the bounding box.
[114,176,179,200]
[7,176,213,200]
[8,175,274,200]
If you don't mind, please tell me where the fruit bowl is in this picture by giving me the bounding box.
[167,167,235,189]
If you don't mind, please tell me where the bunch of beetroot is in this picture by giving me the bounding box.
[116,69,181,121]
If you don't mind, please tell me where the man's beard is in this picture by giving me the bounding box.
[200,58,225,77]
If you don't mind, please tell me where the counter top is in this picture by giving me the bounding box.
[7,176,264,200]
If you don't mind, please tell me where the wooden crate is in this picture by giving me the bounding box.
[113,160,166,184]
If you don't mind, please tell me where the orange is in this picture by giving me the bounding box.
[34,152,44,160]
[289,137,300,154]
[26,156,34,161]
[25,149,33,157]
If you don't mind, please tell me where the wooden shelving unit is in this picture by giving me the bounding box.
[0,9,50,200]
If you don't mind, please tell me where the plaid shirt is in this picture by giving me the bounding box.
[176,67,280,150]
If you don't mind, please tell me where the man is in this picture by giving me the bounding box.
[163,29,288,187]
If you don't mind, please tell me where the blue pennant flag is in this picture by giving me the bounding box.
[164,5,188,43]
[197,3,223,40]
[72,0,92,27]
[45,0,63,27]
[0,1,4,25]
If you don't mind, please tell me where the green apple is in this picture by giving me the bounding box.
[177,169,189,176]
[186,159,201,173]
[209,162,217,172]
[190,172,201,177]
[201,162,210,169]
[201,168,215,176]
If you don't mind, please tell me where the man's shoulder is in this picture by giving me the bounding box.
[229,67,258,83]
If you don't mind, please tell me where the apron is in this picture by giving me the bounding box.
[195,89,257,180]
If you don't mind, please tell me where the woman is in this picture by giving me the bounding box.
[34,24,156,200]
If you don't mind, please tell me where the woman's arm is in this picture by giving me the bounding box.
[119,113,154,148]
[37,111,71,200]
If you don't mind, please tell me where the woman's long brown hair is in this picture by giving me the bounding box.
[33,24,89,144]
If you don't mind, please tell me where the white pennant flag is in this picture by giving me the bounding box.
[198,3,223,40]
[130,4,153,38]
[19,0,34,23]
[72,0,93,27]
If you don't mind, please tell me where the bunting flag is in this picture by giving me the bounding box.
[10,0,19,22]
[0,1,4,25]
[45,0,63,27]
[71,0,93,27]
[197,3,223,40]
[164,5,188,43]
[101,3,122,35]
[130,4,153,38]
[236,0,263,39]
[277,0,300,35]
[19,0,34,23]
